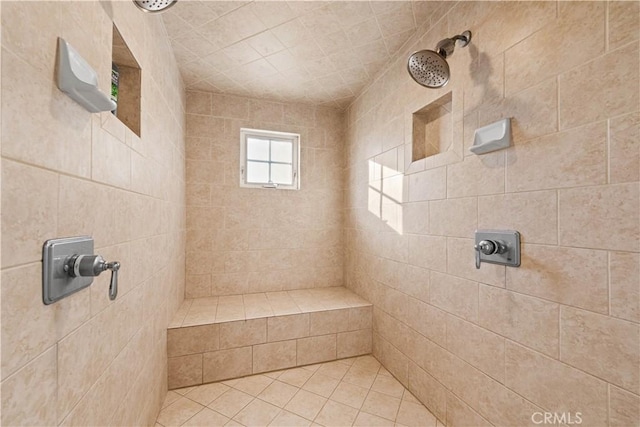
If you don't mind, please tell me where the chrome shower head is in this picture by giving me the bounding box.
[408,30,471,88]
[133,0,177,13]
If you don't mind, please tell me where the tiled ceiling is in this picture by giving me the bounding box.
[162,1,442,109]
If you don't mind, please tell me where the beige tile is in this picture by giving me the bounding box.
[330,381,369,409]
[185,383,231,406]
[186,91,212,115]
[258,380,299,408]
[0,346,57,427]
[216,296,246,323]
[185,275,213,299]
[266,292,302,315]
[316,361,350,380]
[478,191,558,245]
[371,374,405,399]
[353,411,395,427]
[277,367,314,388]
[186,114,225,138]
[608,1,640,51]
[446,393,491,427]
[351,355,381,373]
[559,183,639,252]
[337,330,372,359]
[507,118,606,190]
[610,112,640,184]
[479,285,559,358]
[1,48,92,179]
[362,390,401,421]
[407,363,446,423]
[342,366,378,390]
[268,314,310,342]
[407,235,447,272]
[168,324,219,357]
[297,334,337,366]
[315,399,359,426]
[561,307,639,394]
[477,375,543,427]
[219,319,266,349]
[170,300,193,328]
[203,347,252,383]
[429,197,477,239]
[349,306,373,331]
[253,340,297,373]
[407,168,447,202]
[446,237,506,288]
[162,391,182,409]
[506,244,609,314]
[505,341,608,426]
[207,389,254,419]
[396,400,436,427]
[446,153,505,198]
[168,354,203,390]
[243,293,274,319]
[92,121,131,189]
[284,389,327,421]
[182,297,218,327]
[309,309,349,336]
[1,263,89,380]
[1,160,58,268]
[478,79,558,145]
[445,315,505,382]
[610,251,640,323]
[559,41,639,130]
[609,385,640,427]
[429,272,478,323]
[403,201,430,236]
[302,372,340,398]
[233,398,280,426]
[504,1,605,95]
[232,374,274,397]
[268,409,311,426]
[156,397,204,427]
[182,407,229,427]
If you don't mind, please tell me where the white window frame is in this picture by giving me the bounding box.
[239,128,300,190]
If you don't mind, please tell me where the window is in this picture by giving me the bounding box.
[240,128,300,190]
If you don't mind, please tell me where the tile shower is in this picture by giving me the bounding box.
[1,2,639,427]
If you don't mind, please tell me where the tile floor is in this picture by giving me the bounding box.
[156,355,442,427]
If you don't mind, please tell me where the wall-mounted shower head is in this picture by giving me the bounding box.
[133,0,177,13]
[408,30,472,88]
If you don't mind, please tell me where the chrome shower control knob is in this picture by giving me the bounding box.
[475,240,498,255]
[64,254,120,300]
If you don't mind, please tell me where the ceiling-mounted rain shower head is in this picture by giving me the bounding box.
[408,30,472,88]
[133,0,177,13]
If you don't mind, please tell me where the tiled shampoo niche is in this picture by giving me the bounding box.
[405,89,464,173]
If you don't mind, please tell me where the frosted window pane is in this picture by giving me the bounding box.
[271,163,293,185]
[271,140,292,163]
[247,138,269,161]
[246,161,269,183]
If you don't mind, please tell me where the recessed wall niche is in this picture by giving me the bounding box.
[404,89,464,173]
[112,25,141,137]
[412,92,452,162]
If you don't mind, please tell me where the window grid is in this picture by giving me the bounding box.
[245,137,294,185]
[240,128,300,190]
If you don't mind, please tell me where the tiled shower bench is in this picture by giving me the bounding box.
[167,287,372,389]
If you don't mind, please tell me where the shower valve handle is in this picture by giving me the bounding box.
[474,239,506,269]
[65,254,120,300]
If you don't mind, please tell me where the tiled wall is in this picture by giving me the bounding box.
[344,2,639,426]
[184,91,344,297]
[1,1,185,426]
